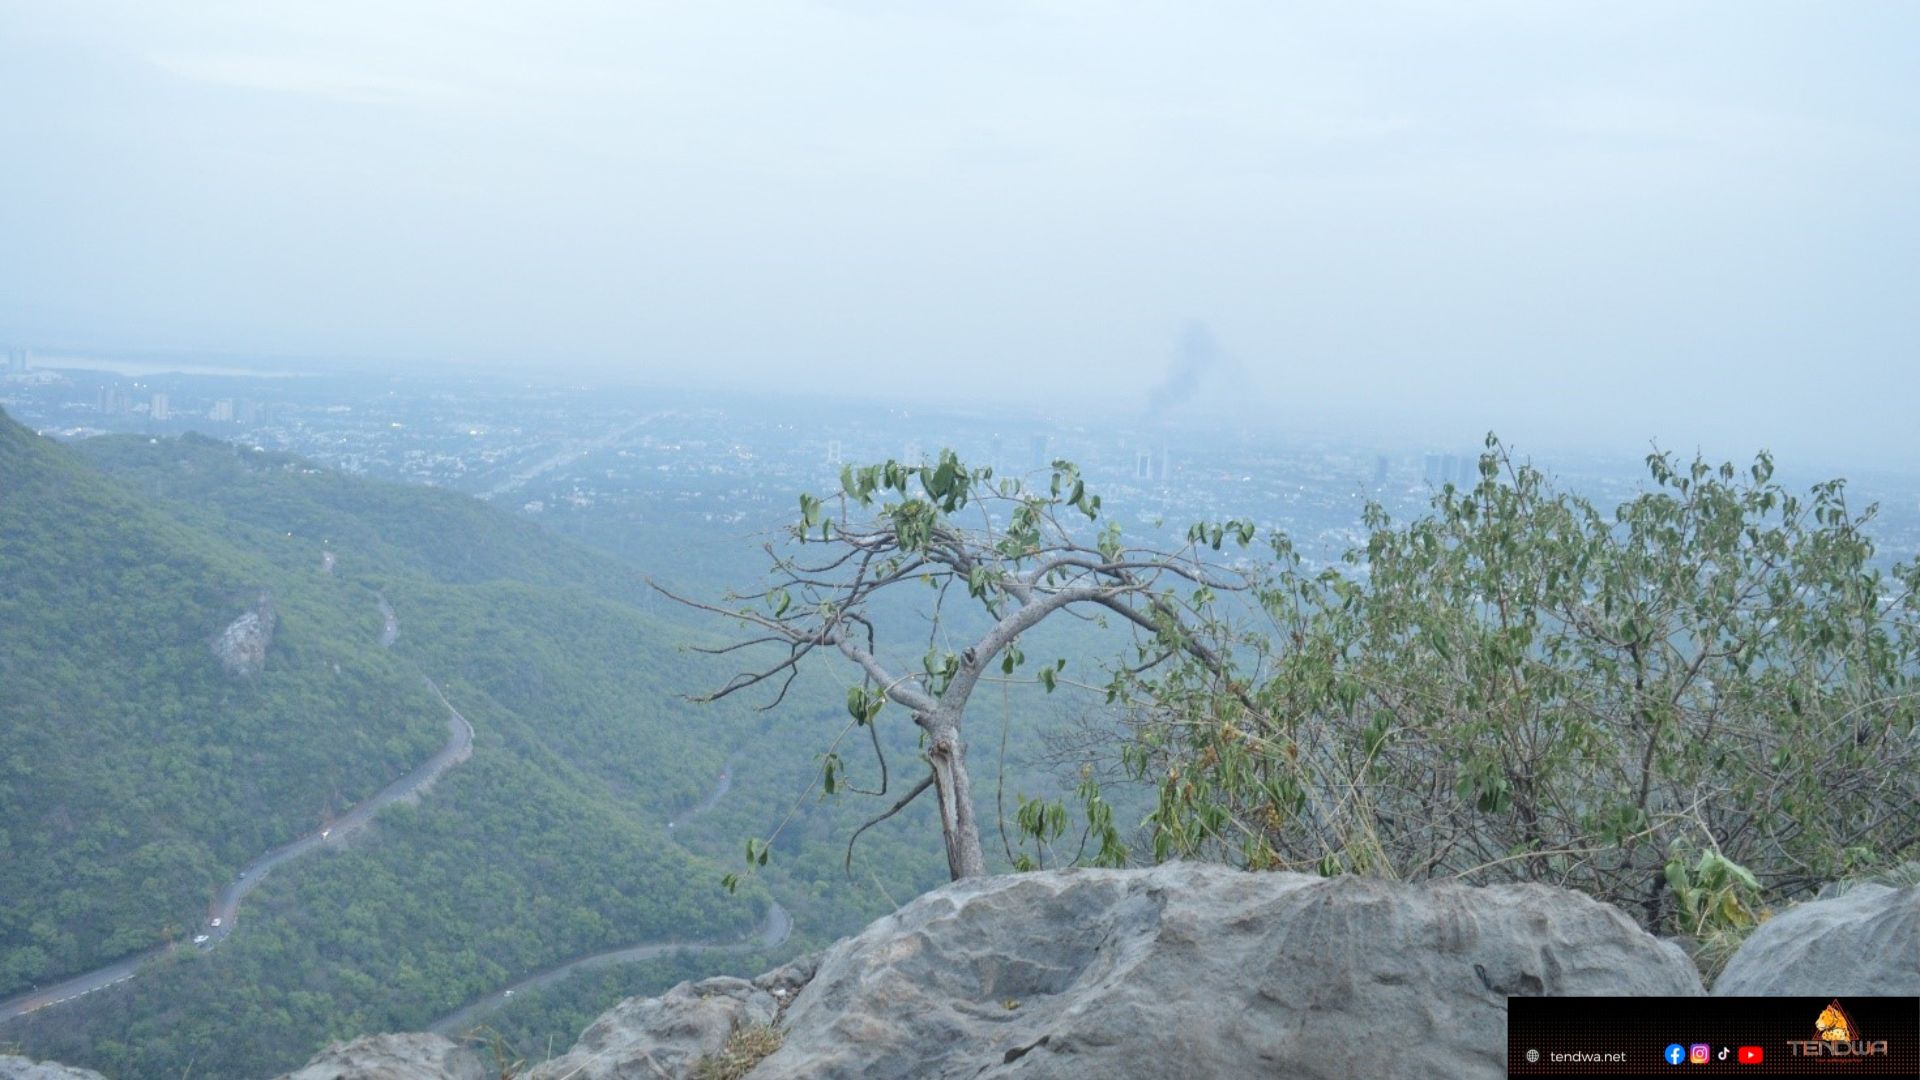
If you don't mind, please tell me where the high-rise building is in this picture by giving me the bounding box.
[210,399,235,423]
[1373,455,1390,488]
[1030,434,1050,472]
[5,348,26,373]
[237,399,259,425]
[150,393,170,421]
[1135,447,1172,483]
[825,439,843,466]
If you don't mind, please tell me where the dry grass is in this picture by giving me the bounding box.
[689,1023,784,1080]
[456,1026,528,1080]
[1690,923,1759,988]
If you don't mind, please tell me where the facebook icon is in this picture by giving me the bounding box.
[1664,1044,1687,1065]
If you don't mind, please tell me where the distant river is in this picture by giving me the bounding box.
[34,357,315,378]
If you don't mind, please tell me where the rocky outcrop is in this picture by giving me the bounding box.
[0,1055,108,1080]
[213,591,277,676]
[1714,882,1920,996]
[270,864,1715,1080]
[271,1034,486,1080]
[739,863,1701,1080]
[525,957,815,1080]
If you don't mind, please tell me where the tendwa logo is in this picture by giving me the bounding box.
[1787,1000,1890,1058]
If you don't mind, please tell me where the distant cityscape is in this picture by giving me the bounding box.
[5,348,1918,574]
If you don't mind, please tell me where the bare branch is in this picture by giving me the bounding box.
[832,632,940,714]
[845,770,935,878]
[942,585,1129,710]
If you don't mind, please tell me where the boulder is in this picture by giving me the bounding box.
[272,1033,487,1080]
[526,974,784,1080]
[212,592,277,676]
[744,863,1701,1080]
[0,1055,109,1080]
[1714,882,1920,995]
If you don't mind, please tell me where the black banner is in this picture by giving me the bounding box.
[1507,996,1919,1078]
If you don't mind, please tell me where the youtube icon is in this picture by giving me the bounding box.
[1737,1046,1764,1065]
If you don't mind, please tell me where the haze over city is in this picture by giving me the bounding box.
[6,6,1920,1078]
[3,2,1917,465]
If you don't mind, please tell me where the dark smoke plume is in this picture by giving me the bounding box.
[1146,320,1227,421]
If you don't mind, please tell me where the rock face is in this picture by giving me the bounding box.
[741,863,1701,1080]
[213,591,277,676]
[523,864,1697,1080]
[1714,882,1920,996]
[271,1033,487,1080]
[526,955,817,1080]
[0,1055,109,1080]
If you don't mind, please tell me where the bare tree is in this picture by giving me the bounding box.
[658,452,1253,882]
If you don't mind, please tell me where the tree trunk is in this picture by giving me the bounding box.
[926,721,988,879]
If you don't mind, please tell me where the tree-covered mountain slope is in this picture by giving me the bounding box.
[0,410,446,993]
[72,431,657,604]
[1,415,785,1077]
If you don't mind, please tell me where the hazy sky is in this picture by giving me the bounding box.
[2,2,1916,462]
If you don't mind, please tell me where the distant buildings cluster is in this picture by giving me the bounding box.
[89,385,256,425]
[1134,447,1172,483]
[5,361,1916,575]
[1424,452,1479,489]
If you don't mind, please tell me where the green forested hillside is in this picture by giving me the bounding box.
[0,416,786,1076]
[73,432,656,603]
[3,418,1095,1077]
[0,412,445,993]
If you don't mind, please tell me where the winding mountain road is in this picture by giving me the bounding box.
[426,758,787,1035]
[0,678,473,1025]
[1,571,780,1038]
[427,901,790,1036]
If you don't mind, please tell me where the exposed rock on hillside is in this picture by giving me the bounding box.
[271,1034,486,1080]
[1714,882,1920,995]
[0,1055,108,1080]
[412,864,1682,1080]
[743,863,1700,1079]
[213,591,277,676]
[525,956,816,1080]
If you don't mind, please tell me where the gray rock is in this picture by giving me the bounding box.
[1815,861,1920,901]
[0,1055,109,1080]
[744,863,1701,1080]
[272,1033,488,1080]
[1714,882,1920,995]
[527,975,781,1080]
[751,952,819,1000]
[213,592,277,676]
